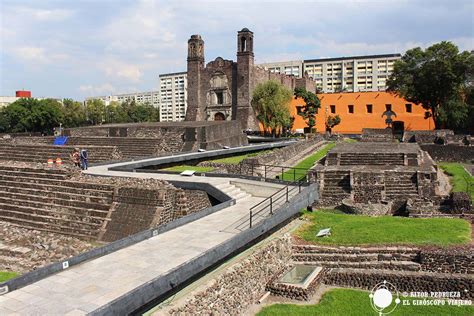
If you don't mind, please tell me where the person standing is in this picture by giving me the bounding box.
[80,149,88,170]
[71,148,81,168]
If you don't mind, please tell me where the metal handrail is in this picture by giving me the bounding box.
[249,181,304,228]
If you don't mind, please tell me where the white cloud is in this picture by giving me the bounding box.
[11,6,74,21]
[79,83,115,95]
[101,60,143,82]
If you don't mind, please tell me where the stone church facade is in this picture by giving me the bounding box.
[185,28,316,130]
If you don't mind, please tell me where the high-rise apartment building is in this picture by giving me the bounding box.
[85,91,160,107]
[159,72,187,122]
[258,54,401,92]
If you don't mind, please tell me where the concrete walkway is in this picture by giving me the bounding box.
[0,159,289,315]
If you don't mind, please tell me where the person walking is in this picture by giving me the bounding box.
[71,148,81,168]
[80,149,88,170]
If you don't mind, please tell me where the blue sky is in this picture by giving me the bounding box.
[1,0,473,100]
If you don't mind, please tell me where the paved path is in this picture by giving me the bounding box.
[0,159,288,315]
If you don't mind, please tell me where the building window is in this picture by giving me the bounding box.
[296,106,304,115]
[385,104,392,111]
[405,103,412,113]
[216,91,223,105]
[348,105,354,114]
[366,104,373,113]
[330,105,336,114]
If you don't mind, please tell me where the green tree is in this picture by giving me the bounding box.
[294,87,321,133]
[63,98,86,127]
[1,101,31,132]
[30,99,64,134]
[86,99,106,125]
[251,80,292,136]
[387,41,474,129]
[326,115,341,134]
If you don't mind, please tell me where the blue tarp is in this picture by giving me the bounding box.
[53,136,68,146]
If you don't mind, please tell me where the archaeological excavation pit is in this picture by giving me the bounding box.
[267,265,326,300]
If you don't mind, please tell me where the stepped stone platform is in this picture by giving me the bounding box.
[311,142,439,210]
[64,121,248,153]
[0,140,120,164]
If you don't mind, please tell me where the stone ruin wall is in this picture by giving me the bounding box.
[98,179,212,242]
[323,269,473,299]
[361,128,394,142]
[197,137,325,176]
[421,144,474,162]
[162,235,472,314]
[166,234,292,315]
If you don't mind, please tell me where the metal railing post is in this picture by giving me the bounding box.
[281,167,284,180]
[240,162,242,175]
[293,168,296,181]
[270,197,273,215]
[286,186,289,202]
[252,163,254,177]
[249,210,252,228]
[264,165,267,179]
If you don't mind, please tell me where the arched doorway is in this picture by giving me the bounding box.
[214,112,225,121]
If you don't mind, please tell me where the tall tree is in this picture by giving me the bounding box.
[86,99,106,125]
[251,80,292,136]
[294,87,321,133]
[387,41,474,129]
[63,98,86,127]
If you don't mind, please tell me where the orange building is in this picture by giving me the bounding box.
[290,91,435,134]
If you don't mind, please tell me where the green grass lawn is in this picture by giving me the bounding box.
[0,271,18,282]
[163,165,214,173]
[209,150,270,165]
[295,210,471,247]
[439,162,474,201]
[257,288,473,316]
[279,142,336,181]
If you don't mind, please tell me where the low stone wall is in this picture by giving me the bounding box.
[403,130,454,144]
[419,248,473,274]
[167,235,292,315]
[323,268,473,299]
[244,136,324,166]
[421,144,474,162]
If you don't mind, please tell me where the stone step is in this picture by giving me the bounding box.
[291,245,419,254]
[0,165,68,175]
[0,190,111,211]
[295,260,421,271]
[0,216,99,239]
[0,169,68,180]
[0,174,114,191]
[0,179,113,198]
[0,207,106,231]
[292,253,418,262]
[0,200,107,223]
[0,185,112,204]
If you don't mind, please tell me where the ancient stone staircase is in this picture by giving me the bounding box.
[339,153,405,166]
[320,171,351,202]
[0,166,114,239]
[292,244,421,271]
[385,172,418,199]
[0,143,116,163]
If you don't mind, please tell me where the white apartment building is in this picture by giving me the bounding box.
[258,54,401,93]
[159,72,187,122]
[84,91,160,108]
[258,60,303,77]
